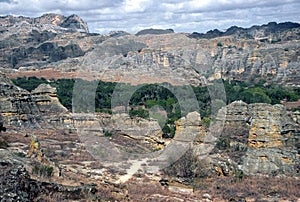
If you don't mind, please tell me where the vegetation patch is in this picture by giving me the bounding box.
[11,77,300,138]
[32,164,54,177]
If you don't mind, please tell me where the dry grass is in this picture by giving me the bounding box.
[193,176,300,201]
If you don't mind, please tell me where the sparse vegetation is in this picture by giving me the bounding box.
[217,41,223,46]
[15,152,26,158]
[0,140,9,148]
[104,131,112,137]
[162,149,205,179]
[216,136,230,150]
[32,164,54,177]
[200,117,211,127]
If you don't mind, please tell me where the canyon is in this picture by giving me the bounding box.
[0,14,299,201]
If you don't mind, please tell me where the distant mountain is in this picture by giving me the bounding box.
[0,13,89,33]
[135,28,174,36]
[189,22,300,39]
[0,13,299,87]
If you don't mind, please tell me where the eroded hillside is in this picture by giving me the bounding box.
[0,14,300,201]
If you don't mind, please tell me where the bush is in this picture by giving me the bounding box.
[216,137,230,150]
[200,117,211,127]
[129,107,149,119]
[162,149,202,179]
[0,140,9,148]
[162,124,175,138]
[15,152,26,158]
[104,131,112,137]
[32,164,54,177]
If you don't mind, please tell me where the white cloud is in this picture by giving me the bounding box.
[123,0,150,13]
[0,0,299,34]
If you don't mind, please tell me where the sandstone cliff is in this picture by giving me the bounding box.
[0,73,40,128]
[0,14,299,87]
[0,14,299,201]
[209,101,300,176]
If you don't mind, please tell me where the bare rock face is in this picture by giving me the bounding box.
[66,28,300,86]
[174,111,202,142]
[0,73,68,128]
[0,161,102,201]
[0,73,40,128]
[0,13,94,69]
[243,103,299,175]
[136,28,174,36]
[1,14,299,87]
[0,13,89,33]
[59,14,89,33]
[32,83,68,115]
[215,101,300,176]
[110,113,162,139]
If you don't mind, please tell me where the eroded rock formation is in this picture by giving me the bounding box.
[0,14,299,87]
[213,101,300,176]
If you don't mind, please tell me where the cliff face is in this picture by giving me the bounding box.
[31,83,68,115]
[212,101,300,176]
[1,14,299,87]
[244,103,299,175]
[0,13,89,33]
[1,14,299,201]
[0,72,300,202]
[0,73,40,128]
[0,14,101,69]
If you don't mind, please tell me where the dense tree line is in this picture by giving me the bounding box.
[11,77,300,138]
[224,79,299,105]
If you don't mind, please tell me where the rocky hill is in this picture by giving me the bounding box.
[0,13,89,33]
[0,74,299,200]
[135,28,174,36]
[0,14,299,87]
[189,22,300,39]
[0,14,300,201]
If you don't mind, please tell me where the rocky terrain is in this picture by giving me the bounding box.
[0,14,298,87]
[0,14,299,201]
[1,68,300,201]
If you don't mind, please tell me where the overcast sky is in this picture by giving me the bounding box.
[0,0,299,34]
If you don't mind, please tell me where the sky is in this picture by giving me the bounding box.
[0,0,299,34]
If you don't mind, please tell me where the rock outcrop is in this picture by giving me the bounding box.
[0,13,89,33]
[31,83,68,115]
[0,14,102,69]
[0,73,41,128]
[0,14,299,87]
[214,101,300,176]
[174,111,202,142]
[0,73,69,128]
[0,161,104,201]
[59,14,89,33]
[244,103,299,175]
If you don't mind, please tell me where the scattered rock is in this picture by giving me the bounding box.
[203,193,212,200]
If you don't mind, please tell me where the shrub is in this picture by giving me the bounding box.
[216,137,230,150]
[162,149,203,179]
[200,117,211,127]
[32,164,54,177]
[104,131,112,137]
[15,152,26,158]
[0,140,9,148]
[217,42,223,47]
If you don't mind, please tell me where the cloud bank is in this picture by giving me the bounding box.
[0,0,299,34]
